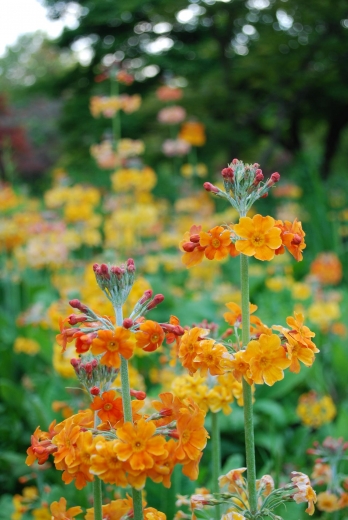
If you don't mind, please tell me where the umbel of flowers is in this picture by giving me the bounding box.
[178,159,319,519]
[26,259,209,520]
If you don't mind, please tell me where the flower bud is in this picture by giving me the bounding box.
[182,241,196,252]
[69,299,89,313]
[90,386,100,396]
[130,389,146,400]
[139,289,153,305]
[291,234,302,245]
[147,294,165,310]
[123,318,134,329]
[68,314,88,325]
[221,167,234,182]
[189,234,200,243]
[254,169,264,185]
[203,182,219,194]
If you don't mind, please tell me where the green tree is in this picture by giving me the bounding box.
[38,0,348,177]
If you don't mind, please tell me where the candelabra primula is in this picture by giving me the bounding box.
[180,159,319,519]
[26,259,209,520]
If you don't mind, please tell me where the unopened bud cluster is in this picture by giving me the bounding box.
[71,355,119,394]
[204,158,280,215]
[93,259,136,307]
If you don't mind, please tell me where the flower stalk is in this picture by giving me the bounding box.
[240,252,258,516]
[211,411,221,520]
[115,305,144,520]
[93,476,103,520]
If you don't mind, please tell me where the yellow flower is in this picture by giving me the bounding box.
[241,334,291,386]
[14,337,40,355]
[234,215,282,261]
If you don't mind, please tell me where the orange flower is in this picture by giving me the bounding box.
[241,333,291,386]
[219,468,247,493]
[52,417,81,467]
[146,438,178,488]
[152,392,183,425]
[227,351,252,383]
[50,497,82,520]
[144,507,167,520]
[178,327,210,374]
[136,320,165,352]
[114,418,168,472]
[179,121,206,146]
[275,218,306,261]
[175,410,208,462]
[285,335,315,373]
[85,496,133,520]
[91,391,143,428]
[285,312,319,352]
[193,339,228,376]
[26,421,57,466]
[90,437,128,486]
[234,215,282,261]
[180,225,206,268]
[199,226,233,261]
[91,327,135,367]
[91,390,124,425]
[310,252,342,285]
[223,302,258,328]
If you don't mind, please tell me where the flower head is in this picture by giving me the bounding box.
[234,215,282,261]
[241,333,291,386]
[91,327,135,367]
[50,497,82,520]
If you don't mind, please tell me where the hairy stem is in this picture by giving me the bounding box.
[211,411,221,520]
[115,305,143,520]
[240,253,258,515]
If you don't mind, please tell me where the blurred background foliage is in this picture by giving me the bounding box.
[1,0,348,186]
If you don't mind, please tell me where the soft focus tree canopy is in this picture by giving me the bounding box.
[3,0,348,178]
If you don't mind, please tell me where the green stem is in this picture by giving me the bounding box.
[93,413,103,520]
[211,412,221,520]
[93,476,103,520]
[115,305,143,520]
[240,253,258,516]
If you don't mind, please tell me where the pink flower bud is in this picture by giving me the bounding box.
[261,192,268,198]
[147,294,165,310]
[123,318,134,329]
[291,234,302,245]
[189,234,200,243]
[92,263,100,272]
[182,241,196,252]
[68,314,88,325]
[232,158,239,165]
[168,430,179,439]
[100,263,110,278]
[90,386,100,396]
[271,172,280,183]
[139,289,153,305]
[203,182,219,194]
[69,299,89,313]
[221,167,234,181]
[130,389,146,400]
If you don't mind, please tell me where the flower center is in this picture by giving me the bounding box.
[133,440,144,452]
[103,403,113,411]
[259,356,269,367]
[211,238,221,249]
[251,234,264,247]
[108,340,119,351]
[151,334,159,343]
[181,430,191,444]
